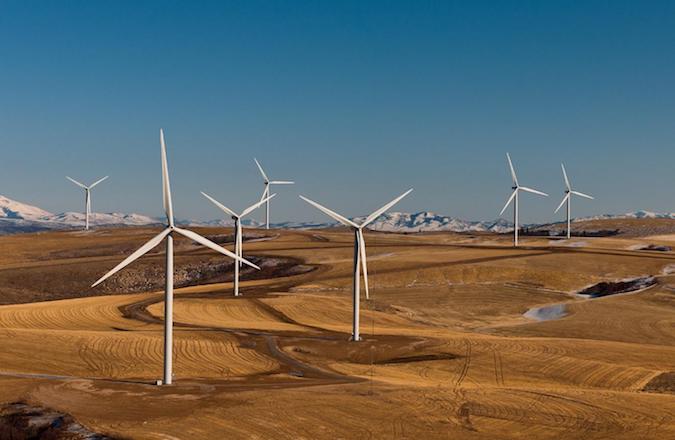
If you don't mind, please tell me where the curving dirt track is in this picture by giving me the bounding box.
[0,226,673,439]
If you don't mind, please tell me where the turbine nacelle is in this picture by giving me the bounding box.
[66,175,109,191]
[254,158,294,229]
[201,191,276,296]
[300,188,413,301]
[500,153,548,247]
[66,175,109,230]
[555,163,594,216]
[499,153,548,217]
[92,130,260,289]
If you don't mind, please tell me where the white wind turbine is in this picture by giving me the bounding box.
[499,153,548,247]
[554,163,594,239]
[200,191,276,296]
[92,129,259,386]
[300,188,413,342]
[254,158,294,229]
[66,175,109,230]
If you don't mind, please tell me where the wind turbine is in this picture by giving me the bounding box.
[554,163,594,239]
[92,129,259,386]
[254,158,294,229]
[499,153,548,247]
[299,188,413,342]
[200,192,276,296]
[66,175,109,230]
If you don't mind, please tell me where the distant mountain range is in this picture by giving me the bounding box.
[0,194,672,236]
[0,195,161,234]
[573,210,675,221]
[352,212,515,233]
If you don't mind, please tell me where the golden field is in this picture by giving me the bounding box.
[0,225,673,439]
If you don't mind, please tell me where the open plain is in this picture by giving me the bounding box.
[0,223,674,439]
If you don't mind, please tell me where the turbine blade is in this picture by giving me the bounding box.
[561,163,570,190]
[554,194,570,213]
[241,193,276,218]
[571,190,594,200]
[499,190,517,216]
[362,188,413,227]
[160,129,174,226]
[259,185,269,203]
[92,228,171,287]
[89,176,109,189]
[254,158,269,182]
[299,195,358,228]
[66,176,87,189]
[201,191,238,218]
[173,227,260,270]
[519,186,549,197]
[507,153,518,186]
[358,229,369,300]
[269,180,294,185]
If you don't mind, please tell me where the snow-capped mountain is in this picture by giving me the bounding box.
[47,212,160,226]
[182,218,339,229]
[0,195,160,234]
[352,212,514,233]
[574,210,675,222]
[184,212,514,233]
[0,194,673,236]
[179,218,260,228]
[0,195,53,221]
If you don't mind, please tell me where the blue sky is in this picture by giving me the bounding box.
[1,1,674,224]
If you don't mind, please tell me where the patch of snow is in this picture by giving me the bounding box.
[549,239,588,247]
[523,304,567,321]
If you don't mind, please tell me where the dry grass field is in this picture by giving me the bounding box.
[0,225,673,439]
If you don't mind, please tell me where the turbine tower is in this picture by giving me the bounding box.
[92,129,259,386]
[554,163,594,239]
[300,188,413,342]
[200,191,276,296]
[254,158,294,229]
[499,153,548,247]
[66,175,109,230]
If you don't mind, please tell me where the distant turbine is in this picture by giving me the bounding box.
[554,164,594,239]
[254,158,294,229]
[300,188,413,341]
[92,129,259,386]
[66,175,109,230]
[200,192,276,296]
[499,153,548,247]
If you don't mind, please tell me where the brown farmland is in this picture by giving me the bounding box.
[0,225,673,439]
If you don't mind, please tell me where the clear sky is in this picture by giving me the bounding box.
[1,1,674,224]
